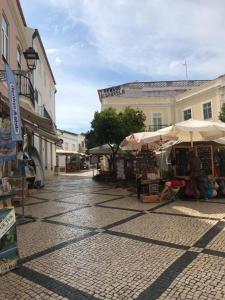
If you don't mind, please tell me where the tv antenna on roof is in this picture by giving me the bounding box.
[183,60,188,80]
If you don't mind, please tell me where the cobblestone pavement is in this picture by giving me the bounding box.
[1,172,225,299]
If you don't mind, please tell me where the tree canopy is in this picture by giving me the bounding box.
[86,107,146,152]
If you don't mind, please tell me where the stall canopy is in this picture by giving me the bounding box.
[122,120,225,149]
[157,119,225,146]
[120,131,176,150]
[88,144,124,155]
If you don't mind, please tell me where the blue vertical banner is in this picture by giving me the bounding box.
[5,63,22,141]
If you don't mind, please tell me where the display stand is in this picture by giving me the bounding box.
[136,150,160,202]
[174,146,190,177]
[9,176,27,218]
[0,194,19,275]
[196,145,213,176]
[173,144,214,178]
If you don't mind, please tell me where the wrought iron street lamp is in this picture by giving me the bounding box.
[23,47,39,71]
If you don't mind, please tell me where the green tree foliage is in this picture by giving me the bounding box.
[85,130,98,150]
[219,104,225,122]
[120,107,146,137]
[86,107,146,153]
[85,107,146,174]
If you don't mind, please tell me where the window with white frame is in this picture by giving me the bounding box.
[183,108,192,121]
[72,144,76,152]
[2,15,9,61]
[203,102,212,120]
[152,113,162,131]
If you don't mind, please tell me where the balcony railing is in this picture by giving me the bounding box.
[148,124,169,132]
[15,72,35,108]
[0,70,35,108]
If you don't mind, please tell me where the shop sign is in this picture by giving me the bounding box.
[0,208,19,275]
[98,86,125,99]
[5,63,22,141]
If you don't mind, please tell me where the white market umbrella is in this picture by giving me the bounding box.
[121,120,225,150]
[120,131,174,150]
[157,119,225,147]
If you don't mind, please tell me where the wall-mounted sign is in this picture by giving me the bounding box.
[5,63,22,141]
[98,86,125,99]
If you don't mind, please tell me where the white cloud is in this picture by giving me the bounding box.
[46,0,225,79]
[55,57,62,65]
[55,72,100,133]
[21,0,225,132]
[46,48,59,54]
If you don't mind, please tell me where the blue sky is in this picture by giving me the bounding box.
[20,0,225,133]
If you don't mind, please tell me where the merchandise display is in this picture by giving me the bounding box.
[116,158,125,180]
[0,110,20,275]
[0,176,19,275]
[0,207,19,275]
[136,149,161,201]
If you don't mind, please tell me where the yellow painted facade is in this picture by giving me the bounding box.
[175,75,225,122]
[102,96,175,130]
[98,80,213,131]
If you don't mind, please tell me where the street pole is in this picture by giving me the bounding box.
[183,60,188,80]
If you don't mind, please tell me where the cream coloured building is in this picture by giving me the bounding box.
[0,0,58,179]
[26,28,57,178]
[98,80,209,131]
[175,75,225,122]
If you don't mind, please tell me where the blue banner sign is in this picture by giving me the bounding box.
[5,63,22,141]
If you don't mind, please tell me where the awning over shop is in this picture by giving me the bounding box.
[24,120,59,142]
[21,107,55,133]
[0,92,58,142]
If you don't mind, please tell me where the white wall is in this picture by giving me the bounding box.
[78,135,86,153]
[26,28,57,178]
[58,155,66,167]
[57,130,79,152]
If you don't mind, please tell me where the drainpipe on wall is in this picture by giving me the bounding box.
[30,29,39,148]
[31,29,38,93]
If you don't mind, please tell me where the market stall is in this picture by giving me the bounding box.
[88,144,125,180]
[0,113,20,275]
[56,150,88,173]
[0,179,19,275]
[0,65,24,275]
[121,119,225,202]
